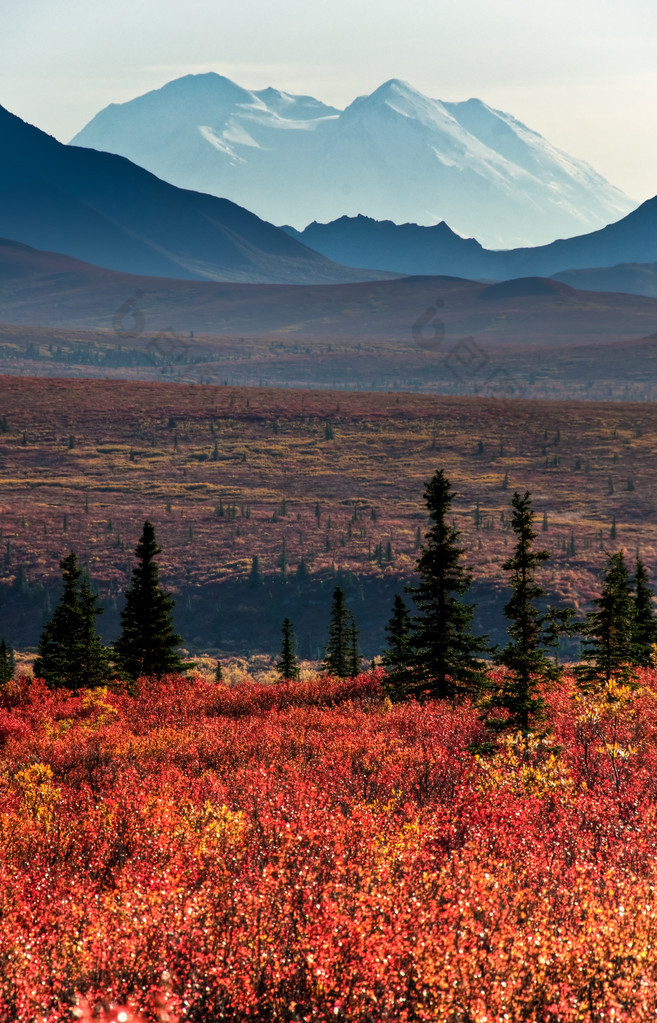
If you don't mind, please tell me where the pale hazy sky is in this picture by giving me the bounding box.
[2,0,656,201]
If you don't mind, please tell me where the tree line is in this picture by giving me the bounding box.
[378,471,656,736]
[1,470,655,718]
[0,518,366,691]
[25,522,188,689]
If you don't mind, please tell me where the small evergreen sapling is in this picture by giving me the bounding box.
[485,491,564,735]
[277,618,300,681]
[632,556,657,667]
[323,587,359,678]
[248,555,263,589]
[575,551,639,694]
[0,641,14,685]
[347,617,363,678]
[34,552,110,690]
[382,594,414,700]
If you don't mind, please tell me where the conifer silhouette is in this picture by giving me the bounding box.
[487,491,563,734]
[277,618,300,680]
[114,522,186,681]
[34,552,109,689]
[406,470,487,700]
[323,587,359,678]
[575,550,639,693]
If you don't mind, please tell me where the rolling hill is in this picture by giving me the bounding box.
[552,262,657,299]
[3,238,657,403]
[2,238,657,349]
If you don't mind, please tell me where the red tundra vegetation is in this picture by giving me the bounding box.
[2,375,657,615]
[1,667,657,1021]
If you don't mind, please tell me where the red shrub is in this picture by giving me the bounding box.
[2,670,657,1020]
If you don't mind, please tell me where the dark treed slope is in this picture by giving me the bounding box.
[282,217,495,280]
[282,201,657,288]
[0,105,390,286]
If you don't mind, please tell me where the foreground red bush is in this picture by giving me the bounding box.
[1,668,657,1021]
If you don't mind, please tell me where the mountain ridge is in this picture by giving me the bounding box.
[281,201,657,286]
[0,103,390,286]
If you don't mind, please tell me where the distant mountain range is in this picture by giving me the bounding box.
[3,99,657,316]
[281,218,495,279]
[3,237,657,353]
[551,262,657,299]
[70,73,635,249]
[281,202,657,292]
[0,104,390,286]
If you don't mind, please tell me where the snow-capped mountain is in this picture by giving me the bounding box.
[71,74,635,248]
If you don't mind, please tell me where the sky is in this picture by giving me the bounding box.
[1,0,656,202]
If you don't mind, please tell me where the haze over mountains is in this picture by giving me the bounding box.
[4,237,657,354]
[0,104,389,286]
[71,73,635,249]
[4,237,657,406]
[281,200,657,292]
[0,93,656,371]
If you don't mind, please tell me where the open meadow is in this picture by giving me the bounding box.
[1,376,657,654]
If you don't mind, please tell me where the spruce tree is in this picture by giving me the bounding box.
[347,617,362,677]
[296,557,310,584]
[381,594,414,699]
[632,556,657,667]
[323,586,358,678]
[248,555,263,589]
[277,618,300,680]
[0,641,14,685]
[114,521,186,681]
[34,552,109,689]
[575,551,639,693]
[78,575,111,684]
[406,470,487,700]
[487,491,561,735]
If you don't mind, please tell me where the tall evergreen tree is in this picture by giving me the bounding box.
[114,521,186,681]
[78,575,111,683]
[34,552,109,689]
[277,618,300,681]
[0,640,14,685]
[381,594,414,699]
[406,470,487,700]
[323,586,358,678]
[575,551,639,693]
[347,616,363,678]
[632,556,657,667]
[487,491,561,734]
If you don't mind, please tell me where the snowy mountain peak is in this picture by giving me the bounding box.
[366,78,424,101]
[345,78,452,123]
[158,72,257,107]
[254,86,339,120]
[70,75,637,248]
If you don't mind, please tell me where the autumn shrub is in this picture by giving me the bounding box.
[2,670,657,1020]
